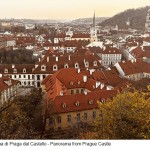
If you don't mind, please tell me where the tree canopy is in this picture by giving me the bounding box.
[94,90,150,139]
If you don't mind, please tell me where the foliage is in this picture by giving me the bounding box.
[100,6,150,30]
[0,88,43,139]
[0,49,35,64]
[94,90,150,139]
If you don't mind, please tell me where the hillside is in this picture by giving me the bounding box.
[99,6,150,30]
[71,17,109,24]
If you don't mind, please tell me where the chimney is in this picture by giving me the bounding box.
[60,91,63,96]
[83,75,87,82]
[38,58,41,62]
[84,91,88,95]
[0,74,2,78]
[68,55,71,61]
[77,69,80,73]
[89,69,95,75]
[100,83,104,89]
[47,56,49,62]
[12,64,15,68]
[84,59,86,63]
[107,86,113,90]
[96,81,100,88]
[35,64,38,68]
[56,56,58,62]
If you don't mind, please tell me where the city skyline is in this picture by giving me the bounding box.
[0,0,150,19]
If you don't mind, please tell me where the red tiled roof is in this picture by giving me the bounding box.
[72,34,90,39]
[102,47,122,54]
[47,90,118,114]
[0,76,20,91]
[117,59,150,75]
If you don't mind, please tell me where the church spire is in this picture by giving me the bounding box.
[93,10,95,28]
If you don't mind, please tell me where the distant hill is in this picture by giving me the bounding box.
[99,6,150,30]
[70,17,109,24]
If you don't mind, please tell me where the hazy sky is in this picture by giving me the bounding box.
[0,0,150,19]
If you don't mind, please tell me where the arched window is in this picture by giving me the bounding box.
[23,68,26,73]
[13,69,17,73]
[64,64,69,68]
[74,62,79,68]
[85,61,89,67]
[53,64,58,71]
[41,65,46,71]
[4,68,8,73]
[93,61,97,66]
[75,101,80,107]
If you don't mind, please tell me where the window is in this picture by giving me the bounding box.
[32,75,34,79]
[14,75,16,78]
[67,115,71,122]
[70,81,73,85]
[13,69,17,73]
[62,103,67,108]
[24,75,26,78]
[41,65,46,71]
[71,90,74,94]
[58,116,61,124]
[64,64,69,68]
[76,89,79,94]
[81,89,84,93]
[37,75,40,80]
[75,101,80,107]
[53,65,58,71]
[85,62,89,67]
[101,98,106,103]
[43,75,46,79]
[28,75,30,79]
[93,61,97,66]
[23,68,26,73]
[4,69,8,73]
[75,63,79,68]
[84,113,88,120]
[19,75,21,78]
[93,111,96,119]
[89,99,93,105]
[77,114,80,122]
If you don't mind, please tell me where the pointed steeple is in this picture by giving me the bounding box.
[93,10,95,28]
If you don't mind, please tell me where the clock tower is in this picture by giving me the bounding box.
[90,11,97,42]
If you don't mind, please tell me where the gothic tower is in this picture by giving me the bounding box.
[145,9,150,32]
[90,11,97,42]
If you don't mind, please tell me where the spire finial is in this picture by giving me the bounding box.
[93,10,95,28]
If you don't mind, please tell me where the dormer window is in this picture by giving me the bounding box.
[23,68,26,73]
[70,81,73,85]
[4,68,8,73]
[62,103,67,108]
[93,61,97,66]
[13,69,17,73]
[89,99,93,105]
[75,101,80,107]
[53,65,58,71]
[85,62,89,67]
[75,63,79,68]
[64,64,69,68]
[41,65,46,71]
[101,98,106,103]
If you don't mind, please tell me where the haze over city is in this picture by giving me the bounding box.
[0,0,150,19]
